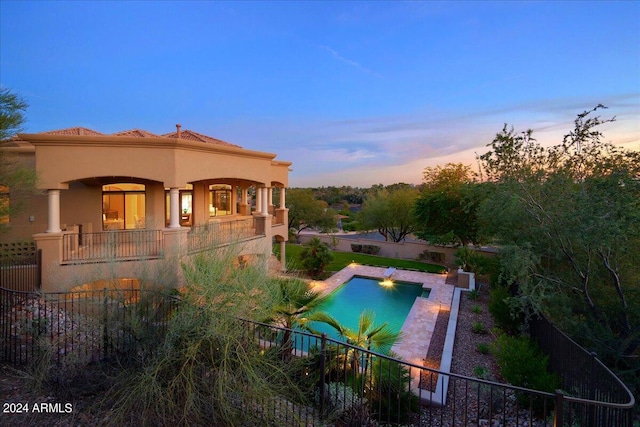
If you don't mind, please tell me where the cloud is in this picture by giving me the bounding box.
[319,45,383,78]
[217,94,639,187]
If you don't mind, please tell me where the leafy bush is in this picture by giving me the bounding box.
[361,245,380,255]
[429,251,446,263]
[418,250,446,264]
[488,285,523,335]
[300,237,334,278]
[342,221,358,232]
[316,382,370,425]
[472,322,488,334]
[491,334,560,393]
[351,244,363,253]
[476,343,490,354]
[474,365,489,379]
[99,248,306,426]
[368,356,419,423]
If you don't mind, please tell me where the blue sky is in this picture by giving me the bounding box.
[1,1,638,187]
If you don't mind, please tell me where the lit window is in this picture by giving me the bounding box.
[102,183,145,230]
[209,184,232,216]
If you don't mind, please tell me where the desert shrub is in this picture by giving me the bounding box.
[300,237,334,278]
[351,244,363,253]
[468,289,480,301]
[99,246,306,426]
[418,249,446,264]
[491,334,560,394]
[342,222,358,232]
[474,365,489,379]
[316,382,371,425]
[472,322,488,334]
[471,304,482,314]
[476,343,490,354]
[428,251,446,263]
[368,356,419,423]
[488,285,523,335]
[361,245,380,255]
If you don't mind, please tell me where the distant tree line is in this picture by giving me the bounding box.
[291,105,640,397]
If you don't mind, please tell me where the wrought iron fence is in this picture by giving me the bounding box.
[187,218,256,253]
[62,230,164,263]
[0,242,41,291]
[530,314,636,426]
[1,287,179,366]
[1,286,634,426]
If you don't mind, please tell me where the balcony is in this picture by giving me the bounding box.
[62,230,164,263]
[61,218,260,263]
[187,217,257,254]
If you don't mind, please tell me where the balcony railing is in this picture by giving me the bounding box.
[62,230,164,263]
[187,218,256,253]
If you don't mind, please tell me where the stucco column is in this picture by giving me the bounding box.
[255,187,262,214]
[268,187,273,206]
[46,189,62,233]
[238,187,250,215]
[231,185,237,215]
[169,187,180,228]
[261,187,269,216]
[279,187,286,209]
[280,240,286,272]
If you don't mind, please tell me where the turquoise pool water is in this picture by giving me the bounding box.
[309,275,424,343]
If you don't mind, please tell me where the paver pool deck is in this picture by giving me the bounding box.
[309,264,454,367]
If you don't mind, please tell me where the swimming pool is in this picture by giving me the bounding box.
[309,275,426,345]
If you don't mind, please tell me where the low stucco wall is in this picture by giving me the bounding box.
[297,233,495,268]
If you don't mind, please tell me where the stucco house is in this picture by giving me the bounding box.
[1,125,291,292]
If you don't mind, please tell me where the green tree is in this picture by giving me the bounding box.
[287,188,336,240]
[478,105,640,392]
[299,237,334,278]
[413,163,485,246]
[0,87,28,140]
[358,187,419,242]
[0,88,37,229]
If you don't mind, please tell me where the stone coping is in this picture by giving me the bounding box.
[309,264,458,405]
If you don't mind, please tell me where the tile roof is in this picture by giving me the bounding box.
[162,129,241,148]
[6,126,241,149]
[41,127,105,136]
[112,129,160,138]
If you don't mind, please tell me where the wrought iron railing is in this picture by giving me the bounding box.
[187,218,256,253]
[1,285,635,426]
[62,230,164,263]
[1,287,179,366]
[530,314,636,426]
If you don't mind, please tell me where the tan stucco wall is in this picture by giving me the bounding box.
[3,132,291,290]
[22,134,282,190]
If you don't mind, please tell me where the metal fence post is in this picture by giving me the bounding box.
[588,351,597,427]
[103,288,108,358]
[319,333,326,418]
[554,389,564,427]
[36,249,42,291]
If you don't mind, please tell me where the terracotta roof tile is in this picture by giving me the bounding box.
[40,127,104,136]
[112,129,160,138]
[12,126,241,148]
[162,129,241,148]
